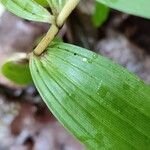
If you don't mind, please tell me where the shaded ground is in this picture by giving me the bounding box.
[0,1,150,150]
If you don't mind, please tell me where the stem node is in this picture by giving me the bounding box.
[33,0,80,56]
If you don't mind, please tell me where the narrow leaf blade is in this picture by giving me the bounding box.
[0,0,53,23]
[35,0,49,7]
[30,42,150,149]
[46,0,68,15]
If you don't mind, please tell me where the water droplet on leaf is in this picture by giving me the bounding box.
[87,54,98,63]
[82,58,88,62]
[97,82,108,98]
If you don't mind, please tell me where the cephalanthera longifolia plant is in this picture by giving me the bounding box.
[1,0,150,149]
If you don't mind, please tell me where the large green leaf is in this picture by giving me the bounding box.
[1,53,32,85]
[97,0,150,19]
[30,42,150,149]
[0,0,53,23]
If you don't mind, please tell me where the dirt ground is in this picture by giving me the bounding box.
[0,1,150,150]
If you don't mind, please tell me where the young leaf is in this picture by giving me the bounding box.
[92,2,110,28]
[46,0,67,15]
[30,42,150,149]
[1,53,32,85]
[97,0,150,19]
[0,0,54,23]
[57,0,68,10]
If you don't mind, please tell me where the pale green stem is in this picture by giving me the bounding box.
[34,25,59,56]
[57,0,80,27]
[33,0,80,56]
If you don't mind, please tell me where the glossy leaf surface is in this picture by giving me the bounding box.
[0,0,53,23]
[30,42,150,149]
[97,0,150,19]
[2,53,32,85]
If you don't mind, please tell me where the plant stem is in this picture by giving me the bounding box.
[33,0,80,56]
[34,25,59,55]
[57,0,80,27]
